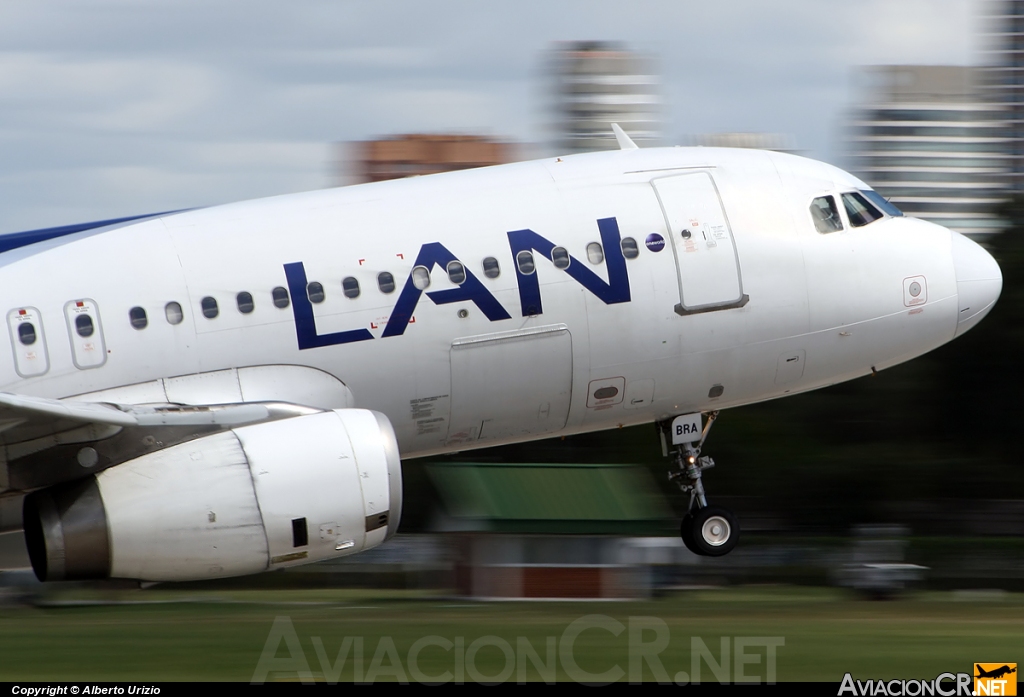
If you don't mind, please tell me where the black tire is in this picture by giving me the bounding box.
[690,505,739,557]
[680,512,700,555]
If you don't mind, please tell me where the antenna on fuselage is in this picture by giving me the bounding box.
[611,123,638,150]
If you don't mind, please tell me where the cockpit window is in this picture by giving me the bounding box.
[859,189,904,218]
[810,196,843,234]
[842,192,884,228]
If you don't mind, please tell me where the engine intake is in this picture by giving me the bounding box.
[24,409,402,582]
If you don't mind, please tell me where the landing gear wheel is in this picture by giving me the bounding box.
[680,512,698,554]
[662,412,741,557]
[689,505,739,557]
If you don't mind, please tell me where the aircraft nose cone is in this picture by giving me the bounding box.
[951,231,1002,338]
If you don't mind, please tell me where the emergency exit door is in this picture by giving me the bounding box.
[651,172,748,315]
[6,307,49,378]
[64,299,106,369]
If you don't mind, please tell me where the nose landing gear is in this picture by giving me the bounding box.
[662,411,739,557]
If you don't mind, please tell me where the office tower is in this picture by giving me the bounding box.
[982,0,1024,193]
[848,66,1009,237]
[547,41,662,154]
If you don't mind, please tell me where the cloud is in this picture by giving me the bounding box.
[0,0,980,232]
[0,52,222,134]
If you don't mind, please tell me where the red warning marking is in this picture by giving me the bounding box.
[396,253,404,260]
[18,309,26,315]
[76,301,84,307]
[358,259,365,266]
[370,322,378,329]
[409,316,416,324]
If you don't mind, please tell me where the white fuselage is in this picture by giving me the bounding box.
[0,147,1001,459]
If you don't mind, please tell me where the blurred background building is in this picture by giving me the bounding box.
[546,41,662,154]
[982,0,1024,193]
[347,134,517,185]
[846,65,1010,237]
[425,461,671,600]
[686,132,797,153]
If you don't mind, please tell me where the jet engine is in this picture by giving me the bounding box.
[23,409,402,582]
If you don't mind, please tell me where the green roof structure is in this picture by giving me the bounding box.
[425,462,673,535]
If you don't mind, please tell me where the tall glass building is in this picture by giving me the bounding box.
[982,0,1024,193]
[847,66,1010,237]
[546,41,662,155]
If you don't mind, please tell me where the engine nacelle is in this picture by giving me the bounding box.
[23,409,402,582]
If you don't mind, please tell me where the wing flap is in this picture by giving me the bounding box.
[0,393,137,427]
[0,393,273,431]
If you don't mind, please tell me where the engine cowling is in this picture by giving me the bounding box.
[23,408,402,582]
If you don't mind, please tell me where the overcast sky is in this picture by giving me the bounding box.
[0,0,982,233]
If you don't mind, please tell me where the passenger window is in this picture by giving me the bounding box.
[412,266,431,290]
[165,302,184,325]
[307,282,325,304]
[447,261,466,285]
[75,314,94,338]
[586,242,604,265]
[237,291,254,314]
[621,237,640,259]
[272,286,290,309]
[18,323,35,346]
[342,277,360,299]
[551,246,570,270]
[482,257,500,279]
[377,272,396,294]
[516,250,536,275]
[842,192,883,228]
[810,196,844,233]
[129,307,148,330]
[201,296,219,319]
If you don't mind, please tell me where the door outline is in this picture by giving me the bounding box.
[447,323,572,444]
[64,299,107,370]
[7,307,50,378]
[651,171,749,315]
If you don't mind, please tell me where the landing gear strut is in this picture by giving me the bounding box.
[661,411,739,557]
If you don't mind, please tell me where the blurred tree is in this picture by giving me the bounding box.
[928,196,1024,490]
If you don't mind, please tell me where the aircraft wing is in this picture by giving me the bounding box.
[0,392,274,440]
[0,366,355,503]
[0,391,320,501]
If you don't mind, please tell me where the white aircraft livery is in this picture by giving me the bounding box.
[0,130,1002,581]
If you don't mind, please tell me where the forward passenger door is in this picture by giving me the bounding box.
[651,172,748,315]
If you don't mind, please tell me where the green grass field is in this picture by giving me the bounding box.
[1,586,1020,683]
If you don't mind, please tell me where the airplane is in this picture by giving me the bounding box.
[0,126,1001,583]
[975,665,1016,680]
